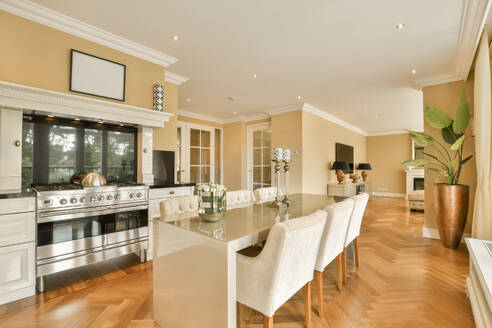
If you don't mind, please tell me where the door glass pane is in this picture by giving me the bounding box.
[253,167,261,184]
[190,147,200,165]
[253,130,261,147]
[190,166,200,183]
[177,127,182,146]
[263,130,271,145]
[22,122,34,189]
[49,125,76,183]
[201,130,210,147]
[263,148,271,164]
[107,131,135,182]
[201,166,210,182]
[201,148,210,165]
[190,129,200,147]
[215,129,221,183]
[253,149,261,165]
[84,129,102,173]
[263,166,271,184]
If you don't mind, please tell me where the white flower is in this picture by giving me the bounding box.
[203,184,210,192]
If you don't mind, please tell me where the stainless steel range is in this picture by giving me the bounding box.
[33,182,149,292]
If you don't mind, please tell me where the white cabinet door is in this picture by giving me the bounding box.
[0,109,23,191]
[0,212,35,248]
[0,242,35,305]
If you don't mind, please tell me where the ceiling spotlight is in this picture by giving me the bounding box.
[363,106,368,111]
[233,111,238,115]
[411,69,416,74]
[375,114,379,119]
[297,96,302,100]
[227,96,237,101]
[186,98,191,102]
[172,35,180,41]
[74,118,80,121]
[252,74,257,78]
[396,23,405,30]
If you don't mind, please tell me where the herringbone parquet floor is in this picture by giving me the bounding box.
[0,197,474,327]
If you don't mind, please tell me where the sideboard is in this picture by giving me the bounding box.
[327,181,371,198]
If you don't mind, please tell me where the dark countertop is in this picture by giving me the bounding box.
[0,189,36,200]
[149,183,196,189]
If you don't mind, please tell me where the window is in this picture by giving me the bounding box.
[22,115,137,186]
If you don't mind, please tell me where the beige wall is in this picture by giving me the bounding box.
[302,111,366,194]
[366,134,411,194]
[423,78,476,234]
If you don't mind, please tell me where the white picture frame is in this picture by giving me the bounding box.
[70,49,126,101]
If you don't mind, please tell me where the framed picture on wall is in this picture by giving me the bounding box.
[70,49,126,101]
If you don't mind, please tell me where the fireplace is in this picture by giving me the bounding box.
[414,178,424,191]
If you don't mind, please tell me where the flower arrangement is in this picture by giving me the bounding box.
[197,183,227,193]
[196,183,227,222]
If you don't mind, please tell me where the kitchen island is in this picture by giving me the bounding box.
[153,194,335,328]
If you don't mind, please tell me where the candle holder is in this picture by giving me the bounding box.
[269,148,286,208]
[282,157,294,206]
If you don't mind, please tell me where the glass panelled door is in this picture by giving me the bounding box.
[190,128,213,184]
[248,124,272,190]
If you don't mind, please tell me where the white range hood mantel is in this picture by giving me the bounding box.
[0,80,173,127]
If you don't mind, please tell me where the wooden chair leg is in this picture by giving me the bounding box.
[336,254,343,291]
[354,237,360,267]
[315,270,324,317]
[342,248,347,282]
[304,281,312,328]
[263,315,273,328]
[236,302,241,328]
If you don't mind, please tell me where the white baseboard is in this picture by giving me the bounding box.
[422,227,470,242]
[371,192,406,198]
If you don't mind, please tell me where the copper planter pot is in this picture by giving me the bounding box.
[434,183,469,249]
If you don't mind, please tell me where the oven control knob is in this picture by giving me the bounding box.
[106,195,113,201]
[90,196,96,203]
[70,198,77,204]
[115,194,121,200]
[129,193,135,199]
[136,192,143,198]
[80,197,87,203]
[59,198,67,205]
[97,195,104,201]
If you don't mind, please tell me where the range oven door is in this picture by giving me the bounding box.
[37,207,148,273]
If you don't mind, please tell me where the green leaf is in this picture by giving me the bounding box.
[457,87,466,105]
[442,123,458,144]
[408,130,434,147]
[402,159,427,167]
[450,135,465,151]
[461,155,473,165]
[453,101,470,134]
[448,158,456,171]
[424,106,452,129]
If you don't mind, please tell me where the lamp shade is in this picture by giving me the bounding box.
[331,161,350,171]
[357,163,372,170]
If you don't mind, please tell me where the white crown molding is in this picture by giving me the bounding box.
[414,0,492,87]
[165,71,189,85]
[301,103,368,136]
[414,72,463,88]
[264,103,304,116]
[367,130,409,137]
[0,81,173,127]
[455,0,492,80]
[0,0,178,67]
[177,109,226,124]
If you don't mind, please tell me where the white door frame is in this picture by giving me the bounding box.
[246,122,271,190]
[177,121,223,184]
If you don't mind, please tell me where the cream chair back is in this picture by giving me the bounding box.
[315,198,354,272]
[236,210,326,317]
[254,186,282,204]
[344,193,369,247]
[226,190,256,209]
[159,195,199,221]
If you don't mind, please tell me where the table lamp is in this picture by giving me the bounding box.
[357,163,372,181]
[331,161,350,184]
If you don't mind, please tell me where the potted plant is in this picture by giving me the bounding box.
[403,88,472,249]
[349,174,360,183]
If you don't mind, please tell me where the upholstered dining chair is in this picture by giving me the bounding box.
[236,210,327,328]
[159,195,199,221]
[313,198,354,317]
[226,190,256,209]
[254,186,283,204]
[342,193,369,280]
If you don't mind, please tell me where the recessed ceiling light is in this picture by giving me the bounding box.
[297,96,302,100]
[172,35,180,41]
[233,111,238,115]
[74,118,80,121]
[120,124,124,127]
[411,69,416,74]
[252,74,257,78]
[98,120,103,123]
[375,114,379,119]
[186,98,191,102]
[363,106,368,111]
[396,23,405,30]
[48,115,54,118]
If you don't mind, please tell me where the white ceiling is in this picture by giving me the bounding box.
[29,0,465,134]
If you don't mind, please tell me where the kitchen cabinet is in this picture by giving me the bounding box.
[0,108,23,192]
[147,185,195,260]
[0,196,36,305]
